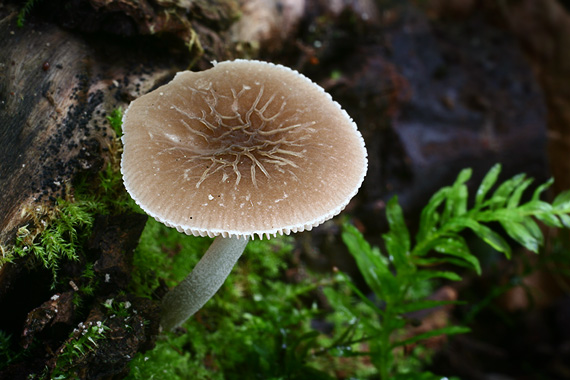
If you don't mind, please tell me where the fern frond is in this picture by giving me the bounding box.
[338,163,570,379]
[16,0,44,28]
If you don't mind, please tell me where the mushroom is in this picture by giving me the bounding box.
[121,60,367,330]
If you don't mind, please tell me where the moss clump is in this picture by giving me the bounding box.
[127,221,349,379]
[6,198,99,285]
[51,319,110,379]
[1,108,133,285]
[130,219,212,298]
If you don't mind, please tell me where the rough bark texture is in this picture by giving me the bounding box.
[0,11,177,245]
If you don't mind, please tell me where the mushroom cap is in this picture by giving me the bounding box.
[121,60,367,239]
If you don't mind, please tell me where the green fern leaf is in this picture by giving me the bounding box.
[342,224,397,302]
[553,190,570,210]
[475,163,501,208]
[486,173,526,210]
[531,177,554,201]
[383,196,413,275]
[391,325,470,348]
[417,188,447,242]
[507,177,534,208]
[442,168,471,221]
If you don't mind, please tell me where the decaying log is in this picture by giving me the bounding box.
[0,11,179,245]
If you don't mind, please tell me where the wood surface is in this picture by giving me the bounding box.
[0,9,178,245]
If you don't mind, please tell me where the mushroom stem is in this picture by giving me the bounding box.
[160,235,250,330]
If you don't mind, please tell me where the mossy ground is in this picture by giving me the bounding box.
[126,219,375,379]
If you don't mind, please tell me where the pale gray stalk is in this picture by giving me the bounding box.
[160,236,249,330]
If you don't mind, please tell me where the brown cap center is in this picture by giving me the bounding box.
[170,83,314,189]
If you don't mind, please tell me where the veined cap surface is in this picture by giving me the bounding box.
[121,60,367,239]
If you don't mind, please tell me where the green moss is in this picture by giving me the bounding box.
[7,199,99,285]
[51,320,110,379]
[0,330,27,371]
[72,262,100,308]
[127,224,345,379]
[107,107,124,138]
[1,107,131,285]
[130,219,212,298]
